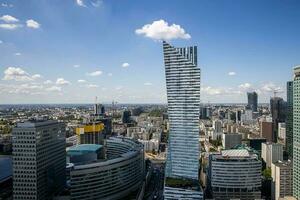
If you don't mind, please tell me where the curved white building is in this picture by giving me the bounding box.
[69,137,144,200]
[208,149,262,200]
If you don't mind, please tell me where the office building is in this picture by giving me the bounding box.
[208,149,261,200]
[213,120,222,133]
[247,91,258,112]
[261,142,283,168]
[278,123,286,146]
[236,110,242,124]
[287,81,293,158]
[12,120,66,200]
[271,97,288,142]
[69,137,144,200]
[122,110,131,124]
[163,41,202,199]
[271,160,293,200]
[222,133,242,149]
[241,109,253,124]
[249,138,267,155]
[138,139,159,153]
[260,121,274,142]
[75,123,105,145]
[94,103,104,116]
[293,66,300,198]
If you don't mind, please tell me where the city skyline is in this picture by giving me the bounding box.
[0,0,299,104]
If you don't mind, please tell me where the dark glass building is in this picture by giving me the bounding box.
[270,97,287,142]
[247,92,258,112]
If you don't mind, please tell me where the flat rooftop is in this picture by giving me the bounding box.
[16,120,60,128]
[67,144,102,156]
[221,149,250,157]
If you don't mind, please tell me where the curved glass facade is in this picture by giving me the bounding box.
[69,137,144,200]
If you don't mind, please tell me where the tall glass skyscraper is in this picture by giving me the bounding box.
[287,81,293,158]
[293,66,300,199]
[247,91,258,112]
[163,41,202,199]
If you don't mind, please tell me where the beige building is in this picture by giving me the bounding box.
[271,160,293,200]
[262,142,283,168]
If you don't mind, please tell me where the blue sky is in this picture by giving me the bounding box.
[0,0,299,104]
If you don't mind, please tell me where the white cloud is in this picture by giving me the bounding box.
[91,0,102,7]
[86,84,99,88]
[76,0,87,7]
[261,83,282,92]
[0,40,3,44]
[239,83,252,90]
[86,70,102,76]
[2,67,33,81]
[144,82,153,86]
[228,71,236,76]
[1,3,13,7]
[26,19,40,29]
[31,74,42,79]
[46,86,61,92]
[73,64,80,68]
[0,15,18,23]
[201,86,222,95]
[44,80,52,84]
[77,79,86,83]
[107,73,112,76]
[135,19,191,40]
[122,63,130,68]
[14,52,21,56]
[0,23,22,30]
[56,78,71,85]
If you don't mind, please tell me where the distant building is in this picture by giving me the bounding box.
[122,110,131,124]
[12,120,66,200]
[249,138,267,155]
[278,123,286,147]
[247,91,258,112]
[241,109,253,124]
[260,121,274,142]
[94,103,105,116]
[270,97,287,142]
[138,139,159,153]
[286,81,293,158]
[222,133,242,149]
[271,160,293,200]
[213,120,222,133]
[208,149,261,200]
[261,142,283,168]
[293,66,300,198]
[200,107,212,119]
[75,123,105,145]
[235,110,242,124]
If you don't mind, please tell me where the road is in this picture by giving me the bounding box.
[143,162,165,200]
